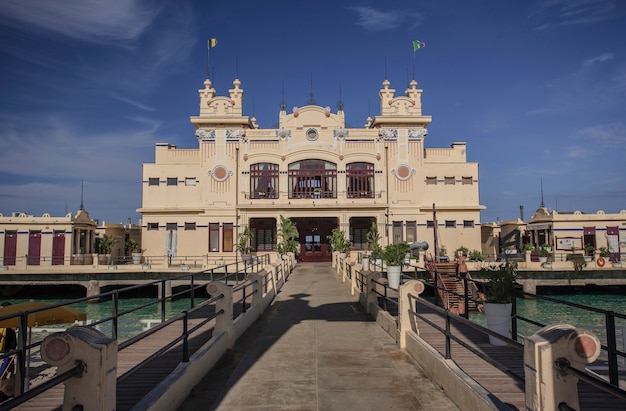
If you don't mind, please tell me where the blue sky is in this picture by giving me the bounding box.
[1,0,625,225]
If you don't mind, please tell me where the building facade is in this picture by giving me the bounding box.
[0,210,97,268]
[0,210,142,270]
[527,207,626,262]
[138,77,483,264]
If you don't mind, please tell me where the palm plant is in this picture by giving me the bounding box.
[330,228,351,253]
[98,234,118,255]
[277,215,299,254]
[365,222,382,259]
[236,226,254,255]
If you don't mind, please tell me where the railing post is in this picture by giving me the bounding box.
[247,272,265,315]
[41,327,117,411]
[111,292,119,341]
[398,280,425,349]
[350,264,358,295]
[605,311,619,385]
[206,281,234,349]
[364,271,380,314]
[524,324,601,411]
[511,292,518,342]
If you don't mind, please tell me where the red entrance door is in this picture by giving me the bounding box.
[28,231,41,265]
[52,231,66,265]
[3,231,17,265]
[294,217,337,262]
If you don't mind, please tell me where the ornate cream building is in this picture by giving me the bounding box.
[137,77,484,264]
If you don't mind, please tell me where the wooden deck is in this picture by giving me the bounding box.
[413,301,626,410]
[13,301,230,410]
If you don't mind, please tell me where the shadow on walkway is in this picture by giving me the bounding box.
[179,263,458,411]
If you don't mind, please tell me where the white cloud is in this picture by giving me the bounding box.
[0,114,159,181]
[573,123,626,148]
[0,0,161,45]
[350,6,423,31]
[564,145,591,159]
[582,53,614,68]
[534,0,619,28]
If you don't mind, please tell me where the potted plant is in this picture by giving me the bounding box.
[468,250,484,262]
[381,242,411,289]
[98,234,118,265]
[236,226,254,264]
[537,244,550,263]
[479,262,519,346]
[365,222,382,269]
[126,239,142,264]
[583,243,595,262]
[277,215,299,258]
[330,228,351,254]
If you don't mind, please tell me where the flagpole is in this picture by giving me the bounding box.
[206,40,210,79]
[412,49,415,80]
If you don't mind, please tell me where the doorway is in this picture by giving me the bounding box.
[292,217,337,262]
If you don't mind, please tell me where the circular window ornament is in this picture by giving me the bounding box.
[209,165,232,182]
[306,128,319,141]
[392,164,414,181]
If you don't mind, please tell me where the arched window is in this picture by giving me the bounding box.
[288,159,337,199]
[250,163,279,199]
[346,162,374,198]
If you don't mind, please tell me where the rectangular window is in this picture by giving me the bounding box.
[223,223,233,252]
[426,177,437,185]
[406,221,416,243]
[148,223,159,231]
[166,223,177,231]
[445,220,456,228]
[392,221,403,243]
[209,223,219,252]
[167,177,178,186]
[148,178,159,186]
[463,220,474,228]
[444,177,455,185]
[346,162,375,198]
[184,222,196,230]
[288,159,337,199]
[426,220,434,228]
[250,163,279,199]
[462,176,473,185]
[185,177,197,186]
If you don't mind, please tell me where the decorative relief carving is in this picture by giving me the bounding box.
[391,164,415,180]
[208,165,233,182]
[276,128,291,139]
[408,129,428,139]
[306,128,319,141]
[334,128,349,139]
[379,129,398,139]
[195,129,215,139]
[225,129,245,138]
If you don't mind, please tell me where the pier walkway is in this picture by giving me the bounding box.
[179,262,459,411]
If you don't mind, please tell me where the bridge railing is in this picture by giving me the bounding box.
[0,253,291,409]
[333,257,626,410]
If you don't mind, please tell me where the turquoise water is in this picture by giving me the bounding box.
[7,296,207,343]
[7,291,625,344]
[469,293,626,345]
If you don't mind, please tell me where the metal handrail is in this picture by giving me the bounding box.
[0,255,270,402]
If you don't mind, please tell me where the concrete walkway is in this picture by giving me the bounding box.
[179,263,459,411]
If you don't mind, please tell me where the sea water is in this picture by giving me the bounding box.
[7,291,625,345]
[6,296,208,343]
[470,292,626,346]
